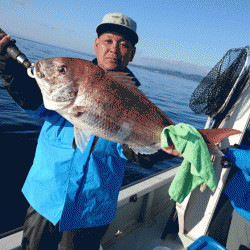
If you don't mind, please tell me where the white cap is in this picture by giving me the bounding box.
[96,13,138,44]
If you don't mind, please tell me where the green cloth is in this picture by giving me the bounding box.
[161,123,217,203]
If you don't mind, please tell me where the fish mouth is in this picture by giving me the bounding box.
[34,58,56,79]
[34,60,45,79]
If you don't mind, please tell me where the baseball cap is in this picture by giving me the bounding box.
[96,13,139,45]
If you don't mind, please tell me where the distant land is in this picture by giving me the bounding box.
[12,33,211,83]
[130,56,212,82]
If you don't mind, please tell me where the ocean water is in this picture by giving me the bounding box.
[0,35,209,185]
[0,36,207,234]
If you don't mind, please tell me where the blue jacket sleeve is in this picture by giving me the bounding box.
[225,146,250,178]
[21,103,53,119]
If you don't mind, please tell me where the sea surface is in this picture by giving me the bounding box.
[0,36,207,234]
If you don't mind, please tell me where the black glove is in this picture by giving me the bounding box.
[0,42,43,109]
[0,56,23,85]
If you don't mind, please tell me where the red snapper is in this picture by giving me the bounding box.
[27,57,241,154]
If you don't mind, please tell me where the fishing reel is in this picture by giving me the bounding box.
[0,28,32,68]
[6,39,31,68]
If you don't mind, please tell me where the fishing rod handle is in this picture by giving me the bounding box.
[0,27,31,68]
[7,39,31,68]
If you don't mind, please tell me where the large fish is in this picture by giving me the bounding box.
[27,57,241,154]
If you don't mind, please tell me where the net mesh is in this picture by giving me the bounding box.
[212,65,250,128]
[189,47,249,117]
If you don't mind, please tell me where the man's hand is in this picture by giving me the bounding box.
[0,33,11,61]
[161,146,183,157]
[161,134,183,157]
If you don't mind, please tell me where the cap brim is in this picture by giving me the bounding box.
[96,23,138,45]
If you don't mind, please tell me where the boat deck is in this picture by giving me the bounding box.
[1,210,192,250]
[0,231,22,250]
[104,211,191,250]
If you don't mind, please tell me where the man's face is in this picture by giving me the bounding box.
[94,32,136,71]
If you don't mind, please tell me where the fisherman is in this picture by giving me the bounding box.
[0,13,176,250]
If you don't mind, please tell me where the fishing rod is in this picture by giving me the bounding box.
[0,28,32,68]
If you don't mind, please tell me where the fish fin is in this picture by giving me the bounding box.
[209,146,225,157]
[130,143,162,155]
[74,127,92,153]
[198,128,242,150]
[107,71,137,88]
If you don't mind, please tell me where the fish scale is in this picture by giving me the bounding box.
[27,57,241,154]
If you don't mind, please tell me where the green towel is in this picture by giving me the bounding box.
[161,123,217,203]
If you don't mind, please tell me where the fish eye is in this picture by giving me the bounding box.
[58,65,68,74]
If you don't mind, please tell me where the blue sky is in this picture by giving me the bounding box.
[1,0,249,68]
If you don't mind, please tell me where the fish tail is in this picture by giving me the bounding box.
[198,128,242,150]
[161,128,241,157]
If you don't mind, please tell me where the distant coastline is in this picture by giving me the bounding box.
[12,34,206,83]
[130,63,205,82]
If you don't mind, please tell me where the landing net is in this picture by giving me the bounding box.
[189,46,249,119]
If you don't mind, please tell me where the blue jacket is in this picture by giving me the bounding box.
[22,107,127,231]
[21,63,141,232]
[2,57,172,232]
[224,145,250,222]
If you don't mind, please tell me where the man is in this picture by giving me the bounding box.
[0,13,174,250]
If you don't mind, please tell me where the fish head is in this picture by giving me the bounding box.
[32,57,91,110]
